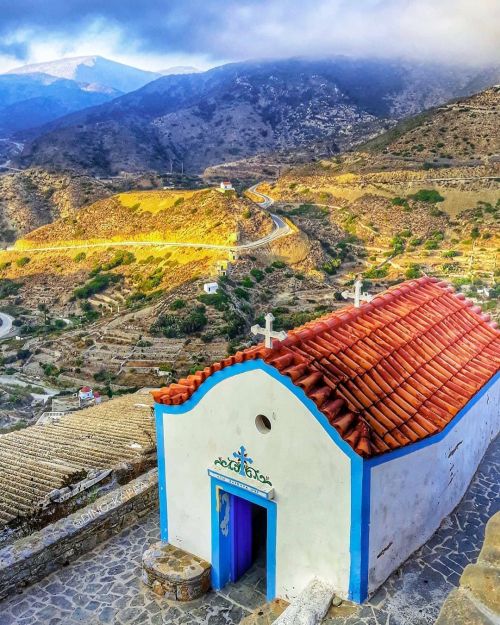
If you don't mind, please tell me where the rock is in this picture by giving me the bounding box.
[434,589,491,625]
[460,564,500,615]
[151,580,165,596]
[273,578,335,625]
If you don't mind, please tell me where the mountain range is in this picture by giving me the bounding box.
[14,57,500,175]
[6,56,161,93]
[0,56,162,135]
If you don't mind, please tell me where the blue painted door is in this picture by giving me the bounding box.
[230,495,253,581]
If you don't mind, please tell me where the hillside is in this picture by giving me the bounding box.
[15,58,500,175]
[256,87,499,315]
[18,188,272,247]
[0,169,119,242]
[358,85,500,168]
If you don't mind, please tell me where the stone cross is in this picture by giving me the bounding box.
[341,278,373,308]
[251,312,287,348]
[233,446,253,476]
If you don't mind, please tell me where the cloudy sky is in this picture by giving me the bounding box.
[0,0,498,73]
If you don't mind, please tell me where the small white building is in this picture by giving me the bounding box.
[151,277,500,603]
[203,282,219,295]
[219,181,233,192]
[78,386,94,402]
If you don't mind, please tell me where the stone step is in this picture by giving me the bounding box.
[273,579,336,625]
[142,542,211,601]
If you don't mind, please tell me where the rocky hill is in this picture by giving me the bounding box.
[15,58,500,175]
[0,169,118,242]
[358,85,500,168]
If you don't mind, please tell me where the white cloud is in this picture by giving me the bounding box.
[0,1,498,73]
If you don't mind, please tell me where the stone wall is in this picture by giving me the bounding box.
[0,469,158,600]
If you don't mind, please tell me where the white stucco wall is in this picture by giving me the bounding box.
[161,367,353,600]
[368,376,500,593]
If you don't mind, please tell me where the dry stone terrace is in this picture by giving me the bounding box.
[0,391,155,542]
[0,436,497,625]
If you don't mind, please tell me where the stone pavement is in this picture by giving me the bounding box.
[0,436,498,625]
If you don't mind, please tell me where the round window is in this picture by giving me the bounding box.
[255,414,272,434]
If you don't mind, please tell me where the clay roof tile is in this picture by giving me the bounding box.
[152,279,500,457]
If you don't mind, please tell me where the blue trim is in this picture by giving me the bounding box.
[154,405,168,542]
[210,476,277,601]
[156,360,359,461]
[155,362,499,604]
[348,456,370,603]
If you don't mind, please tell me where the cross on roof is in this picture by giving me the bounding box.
[233,446,253,476]
[251,312,287,348]
[341,278,374,308]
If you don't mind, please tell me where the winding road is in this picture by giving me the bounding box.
[0,312,14,339]
[5,184,291,255]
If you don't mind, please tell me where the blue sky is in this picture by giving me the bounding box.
[0,0,498,72]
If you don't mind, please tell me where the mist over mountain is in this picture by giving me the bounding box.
[16,57,500,175]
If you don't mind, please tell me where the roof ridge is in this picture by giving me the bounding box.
[280,276,436,347]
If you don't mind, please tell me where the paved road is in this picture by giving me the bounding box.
[0,436,497,625]
[0,312,14,339]
[5,185,291,255]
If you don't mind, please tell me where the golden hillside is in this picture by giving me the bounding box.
[18,188,273,248]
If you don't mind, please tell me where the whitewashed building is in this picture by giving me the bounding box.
[152,277,500,603]
[219,181,233,192]
[203,282,219,295]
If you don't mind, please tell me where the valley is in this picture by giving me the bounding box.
[0,82,497,442]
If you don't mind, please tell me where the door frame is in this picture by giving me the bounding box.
[210,476,277,600]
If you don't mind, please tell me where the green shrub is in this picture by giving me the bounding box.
[424,240,440,250]
[240,277,254,288]
[234,287,250,300]
[391,197,409,209]
[408,189,445,203]
[198,291,229,311]
[0,279,22,298]
[74,252,86,262]
[250,268,265,282]
[169,298,186,310]
[405,264,422,279]
[74,272,122,299]
[322,258,341,275]
[16,256,30,267]
[363,266,389,279]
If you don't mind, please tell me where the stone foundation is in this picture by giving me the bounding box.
[142,542,211,601]
[0,468,158,601]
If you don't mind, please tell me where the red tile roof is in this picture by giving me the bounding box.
[152,278,500,457]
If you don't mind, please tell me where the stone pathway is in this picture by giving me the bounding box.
[0,436,498,625]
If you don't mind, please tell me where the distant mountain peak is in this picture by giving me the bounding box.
[159,66,200,76]
[4,56,160,93]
